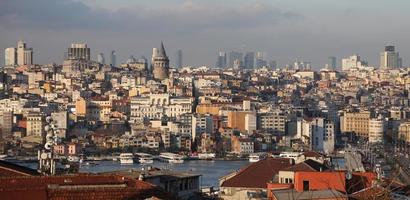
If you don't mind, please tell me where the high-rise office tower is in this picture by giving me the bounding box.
[152,42,169,80]
[67,43,90,60]
[16,40,33,65]
[24,49,33,65]
[110,50,116,67]
[4,47,17,66]
[328,56,337,70]
[228,51,243,68]
[176,49,183,68]
[244,52,255,69]
[17,40,26,65]
[380,45,402,69]
[255,52,267,68]
[97,53,105,64]
[216,51,227,68]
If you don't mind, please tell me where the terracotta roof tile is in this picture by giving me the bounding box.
[221,158,292,188]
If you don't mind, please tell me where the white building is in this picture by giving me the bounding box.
[310,118,335,154]
[17,40,33,66]
[369,118,385,143]
[4,47,17,66]
[129,93,194,123]
[341,54,367,70]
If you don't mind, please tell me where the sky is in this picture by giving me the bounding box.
[0,0,409,68]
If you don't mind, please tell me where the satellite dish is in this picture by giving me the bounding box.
[40,153,48,159]
[44,142,53,150]
[345,171,352,180]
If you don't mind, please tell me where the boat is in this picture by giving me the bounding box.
[119,153,134,164]
[159,152,184,164]
[134,153,154,164]
[198,153,216,160]
[0,155,8,160]
[249,153,268,162]
[67,156,80,162]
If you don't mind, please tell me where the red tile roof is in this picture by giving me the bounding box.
[221,158,292,188]
[0,174,172,200]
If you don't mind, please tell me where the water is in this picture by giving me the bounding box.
[13,160,249,188]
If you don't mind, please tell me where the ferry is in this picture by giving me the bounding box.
[198,153,216,160]
[134,153,154,164]
[278,152,302,159]
[119,153,134,164]
[159,152,184,164]
[249,153,267,163]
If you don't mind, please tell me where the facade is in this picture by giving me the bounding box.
[0,111,13,139]
[328,56,337,70]
[26,113,44,138]
[368,118,385,143]
[341,111,371,138]
[110,50,116,66]
[228,51,243,68]
[97,53,105,64]
[152,42,169,80]
[380,45,401,69]
[398,121,410,143]
[67,43,90,60]
[311,118,335,154]
[16,40,33,66]
[129,94,194,123]
[216,51,227,68]
[341,54,366,70]
[4,47,17,66]
[244,52,255,69]
[257,112,287,135]
[176,49,183,68]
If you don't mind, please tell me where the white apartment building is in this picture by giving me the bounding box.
[130,93,193,123]
[368,118,385,143]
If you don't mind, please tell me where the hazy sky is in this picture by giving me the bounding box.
[0,0,409,68]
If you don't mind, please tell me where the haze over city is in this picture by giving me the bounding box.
[1,0,409,68]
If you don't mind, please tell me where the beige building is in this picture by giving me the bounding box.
[398,121,410,143]
[341,111,371,137]
[26,113,44,138]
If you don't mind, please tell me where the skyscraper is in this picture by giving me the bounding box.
[97,53,105,64]
[228,51,243,68]
[216,51,227,68]
[110,50,116,67]
[4,47,17,66]
[176,49,183,68]
[380,45,401,69]
[152,42,169,80]
[244,52,255,69]
[255,52,267,68]
[328,56,337,70]
[67,43,90,60]
[16,40,33,66]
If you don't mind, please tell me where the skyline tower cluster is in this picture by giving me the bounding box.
[4,40,33,66]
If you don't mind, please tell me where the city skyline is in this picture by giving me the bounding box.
[0,0,409,68]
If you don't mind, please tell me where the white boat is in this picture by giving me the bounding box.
[249,154,261,162]
[119,153,134,164]
[134,153,154,164]
[249,153,267,162]
[198,153,216,160]
[159,152,184,164]
[67,156,80,162]
[0,155,8,160]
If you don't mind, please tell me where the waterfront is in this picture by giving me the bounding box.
[13,159,250,188]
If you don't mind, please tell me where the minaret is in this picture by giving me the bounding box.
[152,41,169,80]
